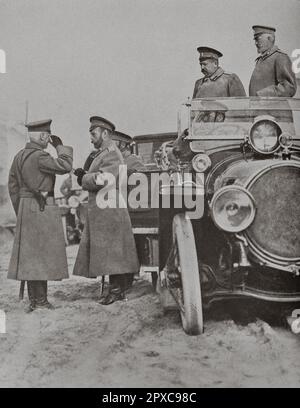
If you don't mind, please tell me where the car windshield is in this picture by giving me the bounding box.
[136,139,175,165]
[136,142,155,164]
[190,97,300,141]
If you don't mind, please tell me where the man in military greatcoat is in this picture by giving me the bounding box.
[8,119,73,312]
[193,46,246,98]
[73,117,139,305]
[249,25,297,97]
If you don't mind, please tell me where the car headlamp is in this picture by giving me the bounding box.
[68,195,80,209]
[248,115,281,154]
[279,132,293,149]
[211,186,256,233]
[192,153,211,172]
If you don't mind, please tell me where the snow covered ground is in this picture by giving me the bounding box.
[0,236,300,388]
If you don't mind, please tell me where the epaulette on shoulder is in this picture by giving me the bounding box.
[276,48,287,56]
[39,150,50,156]
[107,145,115,153]
[223,71,234,76]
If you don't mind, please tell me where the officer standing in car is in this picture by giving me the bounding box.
[193,46,246,98]
[249,25,297,97]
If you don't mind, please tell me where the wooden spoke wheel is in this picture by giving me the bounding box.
[166,213,203,335]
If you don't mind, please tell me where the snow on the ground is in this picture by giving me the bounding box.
[0,237,300,388]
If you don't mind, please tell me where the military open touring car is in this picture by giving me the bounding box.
[129,97,300,335]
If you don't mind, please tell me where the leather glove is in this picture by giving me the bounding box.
[183,128,189,137]
[74,168,86,186]
[50,135,63,148]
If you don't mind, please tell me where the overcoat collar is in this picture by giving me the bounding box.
[255,45,279,62]
[203,66,224,82]
[24,141,44,150]
[93,139,116,159]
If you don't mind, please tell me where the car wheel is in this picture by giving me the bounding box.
[171,213,203,335]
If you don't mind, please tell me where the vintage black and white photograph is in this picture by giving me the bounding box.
[0,0,299,389]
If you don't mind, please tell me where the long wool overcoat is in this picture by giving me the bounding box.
[7,142,73,281]
[73,140,139,278]
[193,67,246,98]
[249,46,297,97]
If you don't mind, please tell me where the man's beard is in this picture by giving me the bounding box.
[92,139,102,149]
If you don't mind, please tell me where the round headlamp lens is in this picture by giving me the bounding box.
[192,153,211,172]
[211,186,256,232]
[249,118,281,154]
[68,195,80,208]
[279,132,293,148]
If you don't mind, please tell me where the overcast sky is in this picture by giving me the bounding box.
[0,0,299,165]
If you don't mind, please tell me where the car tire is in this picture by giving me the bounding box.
[173,213,204,335]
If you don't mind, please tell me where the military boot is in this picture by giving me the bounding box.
[26,281,36,313]
[123,273,134,291]
[98,286,125,305]
[35,281,54,310]
[98,281,110,304]
[98,275,125,305]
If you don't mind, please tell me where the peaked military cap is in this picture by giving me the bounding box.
[112,131,132,144]
[252,25,276,37]
[25,119,52,133]
[197,46,223,61]
[89,116,116,132]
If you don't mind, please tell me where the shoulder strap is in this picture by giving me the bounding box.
[83,150,99,171]
[93,148,106,160]
[275,48,287,56]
